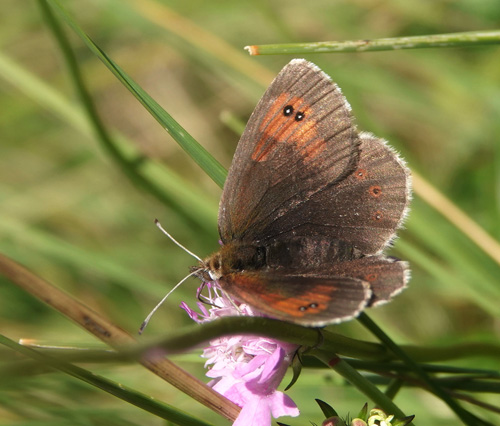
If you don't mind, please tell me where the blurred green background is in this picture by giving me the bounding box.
[1,0,499,425]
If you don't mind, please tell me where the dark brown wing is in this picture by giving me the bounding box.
[219,271,371,327]
[219,60,410,255]
[219,59,360,244]
[259,133,411,254]
[326,255,410,306]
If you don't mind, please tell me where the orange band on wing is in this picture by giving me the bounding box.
[252,94,322,162]
[271,290,332,318]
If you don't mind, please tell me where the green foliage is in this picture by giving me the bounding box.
[0,0,499,425]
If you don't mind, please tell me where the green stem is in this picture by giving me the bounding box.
[344,359,500,377]
[38,0,221,232]
[46,0,227,188]
[122,316,500,365]
[314,351,412,424]
[385,379,403,400]
[0,335,215,426]
[246,30,500,55]
[358,313,492,426]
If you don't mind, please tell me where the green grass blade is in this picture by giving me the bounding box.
[47,0,227,188]
[246,30,500,55]
[0,335,216,426]
[0,41,218,235]
[314,351,413,424]
[358,313,491,426]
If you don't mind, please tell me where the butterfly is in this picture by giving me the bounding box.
[193,59,411,326]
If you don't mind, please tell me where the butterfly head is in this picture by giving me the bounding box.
[190,251,224,283]
[190,242,268,284]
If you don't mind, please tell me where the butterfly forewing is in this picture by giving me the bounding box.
[219,59,360,244]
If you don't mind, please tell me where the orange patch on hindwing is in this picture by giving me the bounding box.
[272,289,331,318]
[252,94,322,162]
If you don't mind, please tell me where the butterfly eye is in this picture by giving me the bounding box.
[283,105,294,116]
[295,111,305,121]
[212,258,220,270]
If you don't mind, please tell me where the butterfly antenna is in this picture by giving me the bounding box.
[154,219,202,262]
[139,269,200,335]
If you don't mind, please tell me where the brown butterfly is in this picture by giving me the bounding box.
[193,59,411,326]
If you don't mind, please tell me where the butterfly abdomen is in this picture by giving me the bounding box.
[265,237,362,271]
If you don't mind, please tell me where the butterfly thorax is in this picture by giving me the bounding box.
[193,237,362,282]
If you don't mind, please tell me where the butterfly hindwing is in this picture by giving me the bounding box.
[308,133,411,254]
[220,271,371,327]
[325,255,409,306]
[253,133,410,255]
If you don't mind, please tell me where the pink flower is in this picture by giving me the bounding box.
[181,282,300,426]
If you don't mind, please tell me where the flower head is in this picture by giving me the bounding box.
[181,282,300,426]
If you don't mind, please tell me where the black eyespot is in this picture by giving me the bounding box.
[295,111,305,121]
[283,105,294,116]
[309,303,318,309]
[299,306,307,312]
